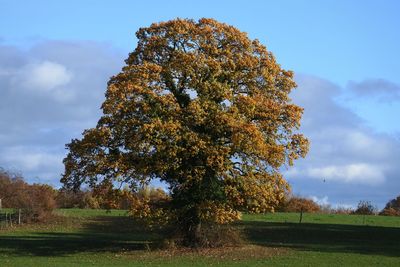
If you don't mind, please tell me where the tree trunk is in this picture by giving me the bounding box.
[181,207,203,247]
[189,221,202,247]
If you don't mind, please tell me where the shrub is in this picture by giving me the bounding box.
[352,200,377,215]
[380,196,400,216]
[332,206,354,214]
[0,169,27,208]
[23,184,57,222]
[318,204,333,214]
[0,168,56,222]
[380,207,400,216]
[56,189,98,209]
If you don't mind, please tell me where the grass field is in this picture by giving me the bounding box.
[0,209,399,266]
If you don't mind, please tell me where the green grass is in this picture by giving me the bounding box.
[243,212,400,227]
[55,208,130,218]
[0,210,399,266]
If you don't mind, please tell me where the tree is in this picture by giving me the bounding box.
[62,18,309,246]
[279,196,320,213]
[352,200,377,215]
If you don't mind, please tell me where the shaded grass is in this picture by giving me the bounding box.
[242,221,400,257]
[0,215,160,257]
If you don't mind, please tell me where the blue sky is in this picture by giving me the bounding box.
[3,0,400,85]
[1,0,400,208]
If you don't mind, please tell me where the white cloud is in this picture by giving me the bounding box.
[284,167,300,178]
[310,195,329,206]
[0,146,64,183]
[0,41,124,183]
[287,74,400,207]
[332,203,356,210]
[19,61,72,91]
[307,164,385,185]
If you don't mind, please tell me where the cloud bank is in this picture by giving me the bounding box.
[0,40,124,185]
[287,75,400,207]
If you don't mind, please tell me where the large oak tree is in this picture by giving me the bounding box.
[62,18,309,245]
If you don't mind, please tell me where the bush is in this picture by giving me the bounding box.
[56,185,169,210]
[0,168,57,222]
[380,207,400,216]
[0,169,26,208]
[23,184,57,222]
[380,195,400,216]
[332,206,354,214]
[279,196,320,213]
[352,200,377,215]
[56,189,99,209]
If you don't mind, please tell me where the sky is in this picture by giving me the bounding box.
[1,0,399,209]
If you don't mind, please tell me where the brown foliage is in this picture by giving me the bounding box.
[280,196,320,213]
[56,189,100,209]
[331,206,354,215]
[23,184,56,222]
[0,169,27,208]
[380,207,400,216]
[0,169,56,222]
[380,195,400,216]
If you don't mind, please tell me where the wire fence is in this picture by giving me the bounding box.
[0,209,22,229]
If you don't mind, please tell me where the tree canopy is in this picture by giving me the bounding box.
[62,18,309,244]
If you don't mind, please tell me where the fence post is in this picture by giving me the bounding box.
[9,213,12,227]
[299,208,303,224]
[5,212,8,227]
[19,209,21,225]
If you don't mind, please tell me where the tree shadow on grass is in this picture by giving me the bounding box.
[2,215,400,258]
[0,216,161,257]
[241,221,400,258]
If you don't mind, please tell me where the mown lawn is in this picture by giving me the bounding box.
[0,210,399,266]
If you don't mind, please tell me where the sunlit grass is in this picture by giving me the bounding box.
[243,212,400,227]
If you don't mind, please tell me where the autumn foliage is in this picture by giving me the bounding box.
[56,189,95,209]
[0,169,56,222]
[380,195,400,216]
[279,196,321,213]
[62,18,309,246]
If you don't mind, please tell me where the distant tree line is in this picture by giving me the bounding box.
[1,168,399,225]
[0,168,167,222]
[278,194,400,216]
